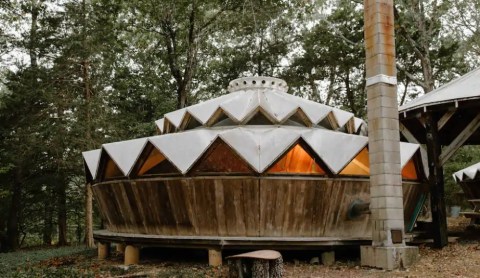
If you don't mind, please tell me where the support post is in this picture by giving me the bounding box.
[208,248,222,266]
[124,245,140,265]
[361,0,418,270]
[425,112,448,248]
[97,242,110,260]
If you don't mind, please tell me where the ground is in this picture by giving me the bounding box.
[2,217,480,278]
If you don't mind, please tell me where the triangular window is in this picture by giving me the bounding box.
[134,144,179,176]
[268,143,325,174]
[104,157,124,179]
[339,147,370,176]
[192,140,253,174]
[402,159,418,180]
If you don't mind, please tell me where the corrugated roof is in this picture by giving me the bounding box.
[399,67,480,113]
[453,162,480,182]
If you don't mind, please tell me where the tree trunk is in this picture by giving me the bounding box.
[344,70,357,114]
[57,179,68,246]
[6,167,22,251]
[85,183,94,247]
[42,199,53,245]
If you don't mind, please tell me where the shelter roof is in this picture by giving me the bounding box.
[399,67,480,115]
[453,162,480,182]
[399,68,480,146]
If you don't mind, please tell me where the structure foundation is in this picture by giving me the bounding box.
[97,242,110,260]
[361,245,418,270]
[208,248,222,266]
[124,245,140,265]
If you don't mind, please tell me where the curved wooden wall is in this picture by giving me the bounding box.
[92,177,426,239]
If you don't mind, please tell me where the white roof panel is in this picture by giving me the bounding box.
[155,118,165,133]
[220,90,257,122]
[187,93,234,124]
[103,138,148,175]
[453,161,480,182]
[260,91,299,122]
[301,129,368,174]
[400,67,480,113]
[220,127,261,171]
[399,142,420,169]
[164,108,187,128]
[82,149,101,179]
[149,129,217,174]
[257,127,301,172]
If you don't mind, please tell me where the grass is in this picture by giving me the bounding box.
[0,245,95,278]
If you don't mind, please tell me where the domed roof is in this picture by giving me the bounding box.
[82,77,424,182]
[156,77,366,135]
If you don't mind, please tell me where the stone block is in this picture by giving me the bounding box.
[361,245,419,270]
[97,242,110,260]
[208,249,222,266]
[321,251,335,266]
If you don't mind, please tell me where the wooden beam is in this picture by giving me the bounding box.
[425,112,448,248]
[437,110,455,131]
[399,123,429,177]
[439,113,480,166]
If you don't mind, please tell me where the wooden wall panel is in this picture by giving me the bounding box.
[93,177,426,240]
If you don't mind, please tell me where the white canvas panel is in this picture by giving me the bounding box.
[186,93,235,124]
[277,92,331,124]
[155,118,165,133]
[164,108,187,128]
[260,91,299,122]
[103,138,148,175]
[399,142,420,169]
[149,129,217,174]
[220,90,257,122]
[465,168,478,180]
[219,127,261,171]
[331,107,354,129]
[82,149,101,179]
[257,127,301,172]
[302,130,368,174]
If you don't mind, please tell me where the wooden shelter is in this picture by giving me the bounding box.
[399,67,480,248]
[83,77,428,265]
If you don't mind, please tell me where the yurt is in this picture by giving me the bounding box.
[82,77,427,264]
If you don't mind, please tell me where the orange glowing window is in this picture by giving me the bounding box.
[104,158,124,178]
[138,147,166,175]
[268,144,325,174]
[339,148,370,176]
[402,159,418,180]
[137,147,178,176]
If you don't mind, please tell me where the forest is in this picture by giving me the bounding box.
[0,0,479,253]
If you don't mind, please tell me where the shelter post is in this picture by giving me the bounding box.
[360,0,418,269]
[425,112,448,247]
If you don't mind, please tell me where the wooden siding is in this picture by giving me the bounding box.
[92,177,426,239]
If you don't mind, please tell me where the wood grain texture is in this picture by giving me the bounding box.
[92,177,426,240]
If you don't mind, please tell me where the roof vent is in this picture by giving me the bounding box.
[228,77,288,93]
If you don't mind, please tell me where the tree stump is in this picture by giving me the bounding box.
[226,250,284,278]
